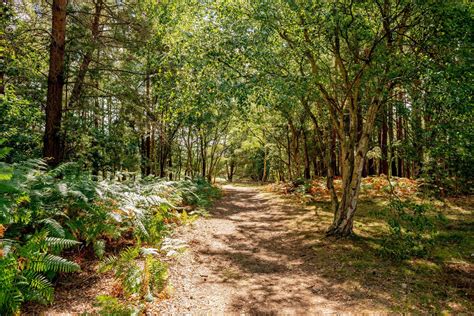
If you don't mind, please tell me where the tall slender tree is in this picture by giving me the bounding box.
[43,0,67,166]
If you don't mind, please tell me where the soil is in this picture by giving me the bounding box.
[151,184,385,314]
[29,183,470,314]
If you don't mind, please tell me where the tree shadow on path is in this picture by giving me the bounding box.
[193,185,400,314]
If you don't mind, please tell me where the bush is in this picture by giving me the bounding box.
[0,159,220,313]
[0,160,83,313]
[177,176,221,208]
[94,295,137,315]
[0,224,81,314]
[380,200,437,260]
[98,246,168,299]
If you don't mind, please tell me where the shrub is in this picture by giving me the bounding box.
[94,295,137,315]
[177,177,221,208]
[0,160,83,313]
[380,200,437,260]
[0,159,219,313]
[98,246,168,300]
[0,225,80,314]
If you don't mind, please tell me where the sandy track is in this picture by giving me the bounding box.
[153,184,384,315]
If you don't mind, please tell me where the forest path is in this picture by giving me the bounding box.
[154,184,384,314]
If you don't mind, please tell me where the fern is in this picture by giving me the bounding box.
[0,159,218,312]
[39,218,66,238]
[98,247,142,295]
[45,237,81,252]
[0,140,12,160]
[46,162,77,178]
[28,254,80,273]
[94,295,135,315]
[93,239,106,259]
[149,257,168,294]
[132,216,150,239]
[22,271,54,303]
[0,233,78,313]
[97,255,118,273]
[98,247,167,297]
[0,256,24,313]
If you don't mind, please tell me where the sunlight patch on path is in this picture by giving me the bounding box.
[151,184,386,314]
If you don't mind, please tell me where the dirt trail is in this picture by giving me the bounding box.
[154,184,385,315]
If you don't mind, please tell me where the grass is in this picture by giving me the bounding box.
[280,177,473,314]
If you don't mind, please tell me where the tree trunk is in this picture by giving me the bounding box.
[43,0,67,166]
[142,132,152,176]
[159,144,167,178]
[379,105,389,175]
[301,98,327,177]
[230,161,235,182]
[1,0,11,96]
[303,129,311,179]
[389,103,396,177]
[327,134,370,237]
[67,0,102,110]
[184,128,194,178]
[262,147,268,182]
[0,58,4,95]
[396,107,404,177]
[326,126,339,214]
[200,134,206,179]
[325,93,382,237]
[286,124,292,180]
[168,147,173,180]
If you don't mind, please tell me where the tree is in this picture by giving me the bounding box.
[204,0,472,236]
[43,0,67,166]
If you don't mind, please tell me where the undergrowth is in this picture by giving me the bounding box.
[93,295,139,316]
[380,200,439,260]
[0,159,220,314]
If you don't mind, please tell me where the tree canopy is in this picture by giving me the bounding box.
[1,0,473,313]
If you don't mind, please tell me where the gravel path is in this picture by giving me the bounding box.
[153,184,384,315]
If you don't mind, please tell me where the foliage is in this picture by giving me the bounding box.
[0,225,80,314]
[93,295,137,316]
[0,158,219,245]
[0,159,218,313]
[177,177,222,209]
[0,160,85,313]
[1,0,472,311]
[380,200,438,260]
[98,246,168,299]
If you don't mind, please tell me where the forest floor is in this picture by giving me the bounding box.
[153,184,370,314]
[26,182,473,314]
[152,183,473,314]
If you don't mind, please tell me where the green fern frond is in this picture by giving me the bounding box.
[39,218,65,238]
[0,146,12,160]
[45,237,81,252]
[132,217,149,238]
[67,189,88,202]
[22,159,48,172]
[0,287,23,314]
[43,254,80,273]
[93,239,106,259]
[22,271,54,303]
[47,162,77,178]
[122,266,142,294]
[0,179,18,194]
[119,247,140,262]
[150,258,168,294]
[98,255,118,273]
[28,254,80,273]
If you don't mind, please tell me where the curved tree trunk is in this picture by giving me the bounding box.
[326,134,370,237]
